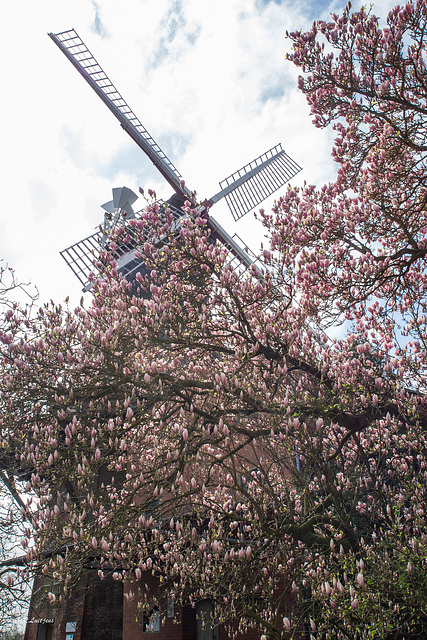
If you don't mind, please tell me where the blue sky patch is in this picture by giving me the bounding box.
[90,0,108,38]
[257,0,343,20]
[259,83,286,104]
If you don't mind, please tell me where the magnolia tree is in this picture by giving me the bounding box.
[1,1,427,639]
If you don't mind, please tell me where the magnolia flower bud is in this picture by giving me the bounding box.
[283,617,291,631]
[356,572,364,588]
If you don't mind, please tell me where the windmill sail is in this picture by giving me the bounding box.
[60,198,187,290]
[209,144,301,221]
[49,29,191,201]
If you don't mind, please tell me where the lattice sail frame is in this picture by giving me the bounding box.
[60,202,181,290]
[49,29,191,200]
[210,144,301,221]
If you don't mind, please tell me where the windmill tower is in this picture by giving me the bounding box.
[24,30,301,640]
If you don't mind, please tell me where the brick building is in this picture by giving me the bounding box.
[24,570,270,640]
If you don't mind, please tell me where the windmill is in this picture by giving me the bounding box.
[19,31,303,640]
[48,29,301,290]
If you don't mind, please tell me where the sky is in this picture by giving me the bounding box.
[1,0,398,309]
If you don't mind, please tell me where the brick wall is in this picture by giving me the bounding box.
[123,574,266,640]
[26,569,300,640]
[24,573,87,640]
[24,571,122,640]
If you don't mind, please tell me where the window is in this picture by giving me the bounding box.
[196,600,218,640]
[39,576,61,607]
[167,596,175,618]
[142,607,160,633]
